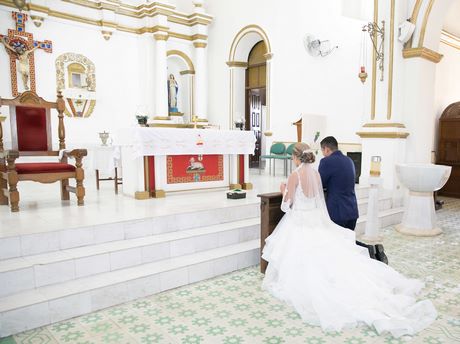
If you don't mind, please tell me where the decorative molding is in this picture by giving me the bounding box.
[0,0,212,40]
[406,0,423,48]
[402,47,443,63]
[134,191,150,200]
[180,70,195,75]
[356,131,409,139]
[387,0,395,120]
[167,50,195,72]
[193,42,207,48]
[440,30,460,51]
[263,52,274,61]
[153,33,169,41]
[363,122,406,128]
[370,0,378,120]
[226,61,248,68]
[228,24,272,61]
[418,0,435,48]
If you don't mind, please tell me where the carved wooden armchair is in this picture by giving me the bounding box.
[0,91,87,212]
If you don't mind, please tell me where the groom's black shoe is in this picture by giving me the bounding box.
[375,244,388,265]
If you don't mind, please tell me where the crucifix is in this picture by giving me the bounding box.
[0,11,52,96]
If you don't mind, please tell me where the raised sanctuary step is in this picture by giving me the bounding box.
[0,240,260,337]
[0,186,405,338]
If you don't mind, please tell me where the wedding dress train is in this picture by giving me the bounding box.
[261,163,437,338]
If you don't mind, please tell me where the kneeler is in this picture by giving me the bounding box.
[257,193,388,274]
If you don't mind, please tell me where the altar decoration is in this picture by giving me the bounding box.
[167,155,223,183]
[55,53,96,118]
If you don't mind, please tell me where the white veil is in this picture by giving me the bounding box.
[281,162,329,218]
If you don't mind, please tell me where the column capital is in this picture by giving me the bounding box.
[193,41,207,48]
[264,52,274,61]
[154,33,169,41]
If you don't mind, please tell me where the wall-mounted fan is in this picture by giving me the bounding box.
[303,34,338,57]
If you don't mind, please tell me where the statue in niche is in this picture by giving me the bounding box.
[1,37,38,91]
[168,73,179,113]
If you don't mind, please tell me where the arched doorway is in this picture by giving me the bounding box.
[246,41,267,167]
[227,25,273,170]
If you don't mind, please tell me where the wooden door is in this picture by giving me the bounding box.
[247,89,263,168]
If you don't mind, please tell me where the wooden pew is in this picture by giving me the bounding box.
[258,192,284,273]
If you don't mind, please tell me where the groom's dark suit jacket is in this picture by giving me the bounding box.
[318,150,359,223]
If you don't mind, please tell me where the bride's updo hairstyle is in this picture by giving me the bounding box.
[293,142,315,164]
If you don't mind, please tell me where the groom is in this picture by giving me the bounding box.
[318,136,387,263]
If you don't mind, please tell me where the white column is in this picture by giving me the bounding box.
[154,32,169,117]
[229,154,240,188]
[194,41,208,120]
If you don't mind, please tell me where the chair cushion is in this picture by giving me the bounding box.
[15,162,76,174]
[16,106,49,151]
[270,143,286,155]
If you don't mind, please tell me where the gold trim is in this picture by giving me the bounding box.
[263,52,274,61]
[169,112,184,117]
[242,182,253,190]
[193,42,207,48]
[153,116,171,120]
[229,24,272,61]
[418,0,435,48]
[442,30,460,42]
[441,39,460,50]
[363,122,406,128]
[154,33,169,41]
[152,190,166,198]
[226,61,248,68]
[387,0,395,120]
[0,0,211,39]
[134,191,150,200]
[406,0,423,47]
[264,131,273,137]
[229,183,242,190]
[371,0,378,120]
[167,50,195,71]
[356,131,410,139]
[180,70,195,75]
[402,47,443,63]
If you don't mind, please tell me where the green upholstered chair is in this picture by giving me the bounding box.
[273,143,296,176]
[259,142,286,176]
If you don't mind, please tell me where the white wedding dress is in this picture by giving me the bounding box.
[262,163,437,338]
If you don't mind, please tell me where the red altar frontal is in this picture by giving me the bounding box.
[119,128,255,198]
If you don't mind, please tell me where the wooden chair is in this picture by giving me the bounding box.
[0,91,87,212]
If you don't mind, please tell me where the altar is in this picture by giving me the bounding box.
[119,127,256,199]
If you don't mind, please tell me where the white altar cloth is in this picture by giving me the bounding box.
[118,127,255,157]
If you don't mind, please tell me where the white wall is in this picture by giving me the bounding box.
[0,8,142,149]
[433,41,460,151]
[205,0,367,145]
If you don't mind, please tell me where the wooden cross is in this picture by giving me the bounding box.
[0,11,53,96]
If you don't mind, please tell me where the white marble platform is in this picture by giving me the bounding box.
[0,171,404,337]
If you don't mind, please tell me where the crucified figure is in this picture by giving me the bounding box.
[1,37,38,91]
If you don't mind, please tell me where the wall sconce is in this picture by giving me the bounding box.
[30,15,44,27]
[101,30,113,41]
[304,35,338,57]
[362,21,385,81]
[370,156,382,177]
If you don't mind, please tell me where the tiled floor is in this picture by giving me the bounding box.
[2,198,459,344]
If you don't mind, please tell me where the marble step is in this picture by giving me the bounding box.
[356,207,404,235]
[357,195,393,216]
[0,203,260,260]
[0,240,260,338]
[0,218,260,297]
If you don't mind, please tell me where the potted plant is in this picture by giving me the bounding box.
[136,115,148,126]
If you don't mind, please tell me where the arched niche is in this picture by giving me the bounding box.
[166,50,195,121]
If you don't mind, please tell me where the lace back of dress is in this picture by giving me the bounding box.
[293,164,328,211]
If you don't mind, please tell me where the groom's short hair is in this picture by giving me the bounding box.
[320,136,338,151]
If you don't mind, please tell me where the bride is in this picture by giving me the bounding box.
[262,143,437,338]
